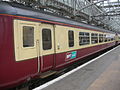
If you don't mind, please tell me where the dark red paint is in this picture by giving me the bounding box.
[55,42,115,69]
[0,15,117,89]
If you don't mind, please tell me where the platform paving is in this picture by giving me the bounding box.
[35,46,120,90]
[87,52,120,90]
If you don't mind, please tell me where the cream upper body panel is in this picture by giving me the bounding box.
[54,25,114,54]
[39,23,55,56]
[14,20,40,61]
[55,25,78,53]
[14,20,55,61]
[14,19,115,61]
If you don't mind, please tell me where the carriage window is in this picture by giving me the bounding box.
[111,35,115,41]
[108,37,111,41]
[91,33,98,44]
[42,29,52,50]
[68,30,74,47]
[79,32,90,45]
[23,26,34,47]
[111,38,114,41]
[107,34,114,41]
[99,34,103,43]
[104,35,108,42]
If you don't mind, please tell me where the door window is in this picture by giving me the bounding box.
[42,29,52,50]
[68,30,74,47]
[23,26,34,47]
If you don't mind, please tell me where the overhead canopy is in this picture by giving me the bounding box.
[1,0,120,33]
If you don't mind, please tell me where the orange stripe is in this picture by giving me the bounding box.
[0,14,104,32]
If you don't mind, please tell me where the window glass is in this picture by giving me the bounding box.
[91,33,98,44]
[99,34,103,43]
[110,35,115,41]
[111,38,114,41]
[108,38,111,41]
[68,30,74,47]
[42,29,52,50]
[104,35,108,42]
[79,32,90,45]
[23,26,34,47]
[107,34,114,41]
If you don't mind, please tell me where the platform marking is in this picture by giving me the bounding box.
[33,45,120,90]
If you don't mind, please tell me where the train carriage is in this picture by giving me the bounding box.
[0,1,118,89]
[115,34,120,44]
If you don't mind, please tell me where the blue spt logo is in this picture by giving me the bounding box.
[66,51,77,60]
[71,51,77,59]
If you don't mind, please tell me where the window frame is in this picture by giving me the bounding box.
[42,28,52,50]
[91,33,98,44]
[99,34,104,43]
[79,32,90,46]
[104,34,108,42]
[68,30,74,47]
[23,26,35,48]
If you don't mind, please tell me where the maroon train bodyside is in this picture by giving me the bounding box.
[0,15,117,89]
[0,16,39,89]
[55,42,115,69]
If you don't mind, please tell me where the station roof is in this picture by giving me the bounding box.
[0,1,115,33]
[0,0,120,33]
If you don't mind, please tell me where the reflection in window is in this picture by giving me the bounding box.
[68,30,74,47]
[104,35,108,42]
[79,32,90,45]
[23,26,34,47]
[42,29,52,50]
[91,33,98,44]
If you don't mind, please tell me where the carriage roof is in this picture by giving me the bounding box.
[0,1,115,34]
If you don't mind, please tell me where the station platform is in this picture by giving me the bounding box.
[34,45,120,90]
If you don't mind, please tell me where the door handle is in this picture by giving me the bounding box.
[36,39,40,73]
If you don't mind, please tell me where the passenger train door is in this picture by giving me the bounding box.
[14,20,55,73]
[39,23,55,71]
[14,20,40,75]
[14,20,38,61]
